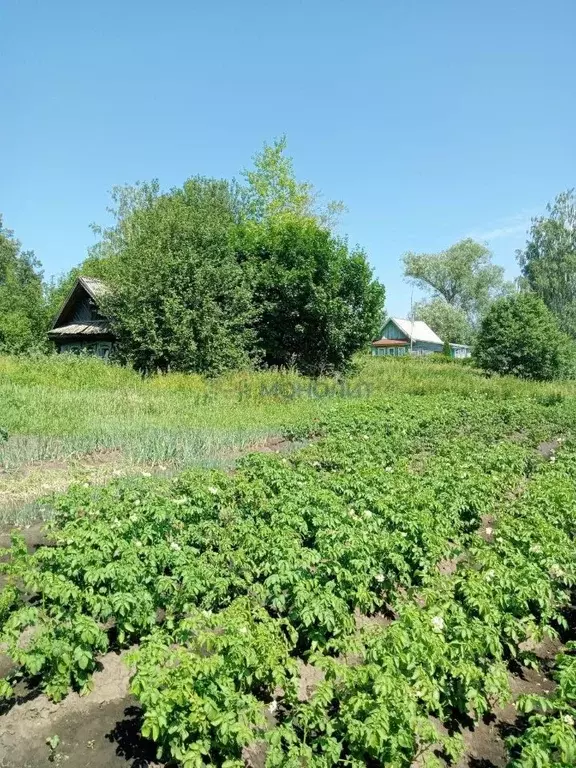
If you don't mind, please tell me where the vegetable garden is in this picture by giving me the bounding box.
[2,386,576,766]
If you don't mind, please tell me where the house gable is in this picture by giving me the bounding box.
[48,277,114,357]
[51,277,108,330]
[381,318,410,341]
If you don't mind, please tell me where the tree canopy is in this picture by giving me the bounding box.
[241,135,345,230]
[412,298,473,345]
[52,139,383,375]
[0,217,46,353]
[403,239,512,342]
[98,178,257,375]
[474,293,574,381]
[7,138,384,373]
[517,189,576,337]
[239,217,384,374]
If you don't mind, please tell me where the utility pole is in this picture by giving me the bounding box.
[410,287,414,355]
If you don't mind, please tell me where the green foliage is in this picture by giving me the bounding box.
[46,734,61,763]
[99,178,257,374]
[74,139,383,376]
[1,603,107,701]
[474,293,575,380]
[518,190,576,338]
[0,216,47,353]
[129,598,297,766]
[507,647,576,767]
[403,239,512,335]
[239,217,385,375]
[414,297,474,345]
[241,135,345,230]
[3,383,576,764]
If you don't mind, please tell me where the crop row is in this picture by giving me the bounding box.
[1,393,575,765]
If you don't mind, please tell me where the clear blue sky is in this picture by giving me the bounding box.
[2,0,575,317]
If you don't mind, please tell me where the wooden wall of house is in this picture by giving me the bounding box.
[412,340,444,354]
[381,320,407,340]
[72,296,103,323]
[57,340,112,358]
[373,341,443,357]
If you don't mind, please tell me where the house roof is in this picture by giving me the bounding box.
[79,276,108,301]
[372,339,409,348]
[51,276,109,331]
[48,321,110,338]
[389,318,443,345]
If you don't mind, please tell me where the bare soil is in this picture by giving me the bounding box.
[537,437,562,459]
[0,521,48,552]
[454,636,562,768]
[0,652,163,768]
[296,660,326,703]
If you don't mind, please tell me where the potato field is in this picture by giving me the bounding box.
[1,363,576,767]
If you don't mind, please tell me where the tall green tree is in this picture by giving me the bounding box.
[0,216,47,353]
[517,189,576,337]
[412,298,473,344]
[99,178,256,374]
[81,138,382,375]
[241,136,345,230]
[403,239,511,339]
[239,217,385,375]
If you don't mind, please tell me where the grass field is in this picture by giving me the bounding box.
[1,352,575,524]
[1,354,576,767]
[1,353,574,522]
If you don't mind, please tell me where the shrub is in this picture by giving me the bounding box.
[238,217,385,375]
[474,293,575,380]
[101,179,258,375]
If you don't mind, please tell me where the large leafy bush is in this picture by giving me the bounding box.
[100,178,257,375]
[238,217,384,375]
[474,293,575,380]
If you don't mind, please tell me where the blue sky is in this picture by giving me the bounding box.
[1,0,575,317]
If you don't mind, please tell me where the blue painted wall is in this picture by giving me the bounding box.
[381,319,406,340]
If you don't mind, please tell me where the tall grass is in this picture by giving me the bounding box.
[1,352,575,468]
[2,353,576,524]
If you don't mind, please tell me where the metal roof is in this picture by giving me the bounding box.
[48,321,110,338]
[390,318,443,345]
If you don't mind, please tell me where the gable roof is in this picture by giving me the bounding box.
[389,318,443,345]
[51,276,110,332]
[79,276,108,301]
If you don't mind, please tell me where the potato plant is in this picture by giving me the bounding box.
[1,392,576,764]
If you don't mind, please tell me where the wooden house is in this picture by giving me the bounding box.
[371,317,471,358]
[48,277,114,358]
